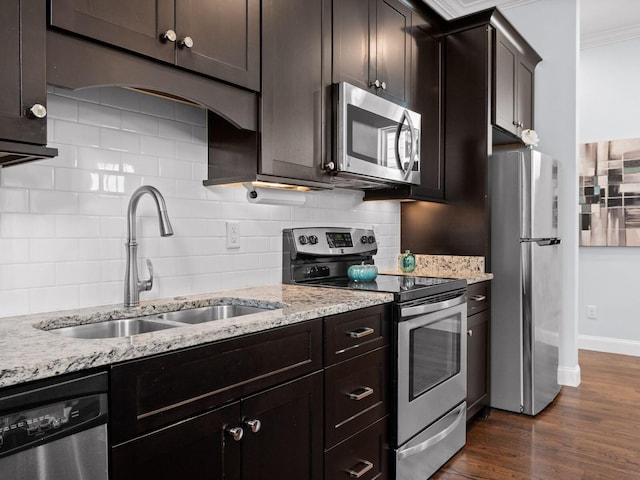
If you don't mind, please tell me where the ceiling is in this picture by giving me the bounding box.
[424,0,640,48]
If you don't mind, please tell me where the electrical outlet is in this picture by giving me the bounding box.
[226,221,240,249]
[586,305,597,319]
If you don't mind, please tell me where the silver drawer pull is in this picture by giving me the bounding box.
[470,294,486,302]
[348,386,374,401]
[346,327,374,339]
[346,460,374,478]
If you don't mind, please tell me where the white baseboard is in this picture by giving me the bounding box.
[558,364,581,387]
[579,334,640,357]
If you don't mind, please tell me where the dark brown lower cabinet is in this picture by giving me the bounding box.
[112,372,323,480]
[324,417,388,480]
[466,281,491,421]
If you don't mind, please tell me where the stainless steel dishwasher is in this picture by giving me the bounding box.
[0,371,108,480]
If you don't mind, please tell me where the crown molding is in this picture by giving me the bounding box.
[582,23,640,49]
[423,0,539,19]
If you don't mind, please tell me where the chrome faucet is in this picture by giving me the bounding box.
[124,185,174,307]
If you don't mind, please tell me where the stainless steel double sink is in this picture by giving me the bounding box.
[47,304,275,339]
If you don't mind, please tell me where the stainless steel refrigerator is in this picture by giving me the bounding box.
[489,148,562,415]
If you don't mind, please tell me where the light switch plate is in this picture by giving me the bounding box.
[226,221,240,249]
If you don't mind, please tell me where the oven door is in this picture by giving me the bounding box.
[337,82,421,185]
[396,294,467,446]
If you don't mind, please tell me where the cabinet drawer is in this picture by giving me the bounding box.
[110,319,322,443]
[467,281,490,316]
[324,417,389,480]
[324,304,391,365]
[325,346,389,448]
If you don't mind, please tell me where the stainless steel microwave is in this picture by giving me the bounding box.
[332,82,421,187]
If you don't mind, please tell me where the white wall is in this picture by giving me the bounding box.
[0,87,401,318]
[502,0,581,385]
[578,37,640,356]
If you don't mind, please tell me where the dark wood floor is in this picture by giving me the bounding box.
[432,350,640,479]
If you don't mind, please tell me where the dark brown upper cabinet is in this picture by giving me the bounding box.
[206,0,334,189]
[333,0,412,106]
[491,16,541,143]
[49,0,260,91]
[365,9,446,202]
[0,0,57,165]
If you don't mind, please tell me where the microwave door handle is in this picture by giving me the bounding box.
[395,111,416,181]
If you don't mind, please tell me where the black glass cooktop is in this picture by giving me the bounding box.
[302,274,467,303]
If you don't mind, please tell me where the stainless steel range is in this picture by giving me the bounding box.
[282,227,468,480]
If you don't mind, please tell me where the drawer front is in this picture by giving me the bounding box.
[325,346,388,448]
[467,281,490,316]
[110,319,322,443]
[324,417,389,480]
[324,304,391,366]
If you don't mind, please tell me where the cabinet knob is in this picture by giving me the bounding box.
[179,36,194,48]
[225,426,244,441]
[513,120,524,128]
[380,81,387,91]
[244,419,261,433]
[467,329,473,337]
[28,104,47,119]
[161,29,177,42]
[370,79,381,89]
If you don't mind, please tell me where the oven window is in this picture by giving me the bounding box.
[409,316,461,400]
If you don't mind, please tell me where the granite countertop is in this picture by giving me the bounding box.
[386,254,494,284]
[0,285,393,389]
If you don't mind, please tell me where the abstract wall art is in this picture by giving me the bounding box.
[579,137,640,246]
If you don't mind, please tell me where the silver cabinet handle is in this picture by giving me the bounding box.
[380,81,387,90]
[180,36,194,48]
[162,29,177,42]
[28,104,47,119]
[346,327,374,339]
[225,426,244,441]
[467,329,473,337]
[346,460,374,478]
[348,386,374,401]
[370,79,381,89]
[470,294,486,302]
[244,419,261,433]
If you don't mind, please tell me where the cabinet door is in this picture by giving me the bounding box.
[0,1,48,146]
[111,402,241,480]
[332,0,376,92]
[50,0,175,64]
[409,15,444,200]
[261,0,332,184]
[241,372,324,480]
[517,59,535,131]
[466,309,489,420]
[375,0,412,106]
[494,31,517,136]
[175,0,260,91]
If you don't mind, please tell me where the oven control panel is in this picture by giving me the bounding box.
[285,227,377,257]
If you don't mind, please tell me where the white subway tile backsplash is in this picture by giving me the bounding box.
[1,164,55,190]
[0,87,400,318]
[0,239,29,264]
[122,110,160,136]
[55,120,101,147]
[0,188,29,213]
[30,190,79,215]
[79,102,122,129]
[1,213,55,239]
[2,263,56,290]
[100,128,141,153]
[55,215,101,238]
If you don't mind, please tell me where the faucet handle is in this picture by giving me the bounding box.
[140,259,154,292]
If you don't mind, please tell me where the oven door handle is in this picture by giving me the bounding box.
[400,294,466,318]
[396,404,466,460]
